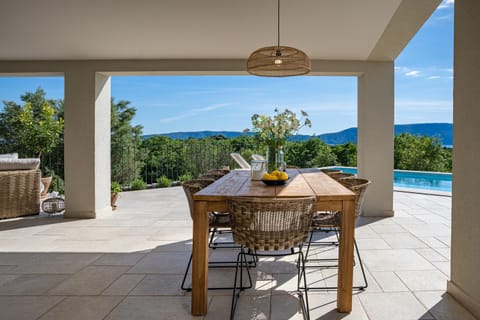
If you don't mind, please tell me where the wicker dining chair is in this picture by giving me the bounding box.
[180,179,252,291]
[304,178,371,290]
[228,196,315,320]
[328,172,356,181]
[320,168,342,175]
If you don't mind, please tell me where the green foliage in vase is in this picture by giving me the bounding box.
[250,108,311,148]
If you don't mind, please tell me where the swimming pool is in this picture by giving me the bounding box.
[331,166,452,192]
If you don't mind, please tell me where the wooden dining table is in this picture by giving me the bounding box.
[190,168,356,315]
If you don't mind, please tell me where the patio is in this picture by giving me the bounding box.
[0,187,474,320]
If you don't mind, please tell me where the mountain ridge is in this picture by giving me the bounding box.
[144,123,453,146]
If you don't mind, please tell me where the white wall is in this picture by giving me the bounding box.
[357,62,395,216]
[448,1,480,318]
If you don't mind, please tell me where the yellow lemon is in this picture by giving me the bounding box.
[279,172,289,181]
[271,170,281,177]
[262,173,276,180]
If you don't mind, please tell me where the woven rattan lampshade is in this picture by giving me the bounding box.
[246,0,311,77]
[247,46,311,77]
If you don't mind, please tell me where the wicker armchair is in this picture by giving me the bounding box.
[227,196,315,320]
[304,178,371,290]
[180,179,251,291]
[0,169,41,219]
[320,168,342,175]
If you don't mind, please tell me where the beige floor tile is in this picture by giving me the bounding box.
[127,252,190,274]
[270,292,309,320]
[370,224,407,234]
[418,237,449,248]
[0,274,67,295]
[355,238,391,249]
[102,274,145,295]
[434,247,451,260]
[130,274,188,295]
[361,249,435,271]
[432,261,451,277]
[358,292,434,320]
[415,291,477,320]
[0,296,64,320]
[307,293,369,320]
[380,233,429,249]
[93,252,147,266]
[12,253,103,274]
[416,248,448,262]
[401,223,451,237]
[371,271,409,292]
[39,296,123,320]
[105,296,199,320]
[395,270,448,291]
[49,266,129,295]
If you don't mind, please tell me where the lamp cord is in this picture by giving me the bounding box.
[277,0,280,48]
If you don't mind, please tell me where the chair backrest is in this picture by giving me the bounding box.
[182,179,215,220]
[252,154,265,161]
[230,153,251,169]
[338,178,371,217]
[227,196,315,251]
[320,168,342,175]
[329,172,355,181]
[199,169,231,180]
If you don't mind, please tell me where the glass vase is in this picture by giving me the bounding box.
[266,145,284,172]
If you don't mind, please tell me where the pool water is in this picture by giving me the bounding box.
[332,167,452,192]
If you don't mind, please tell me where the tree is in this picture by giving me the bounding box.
[0,87,63,157]
[111,99,144,184]
[394,133,450,172]
[286,138,336,168]
[331,143,357,167]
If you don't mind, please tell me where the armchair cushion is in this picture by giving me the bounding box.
[0,158,40,171]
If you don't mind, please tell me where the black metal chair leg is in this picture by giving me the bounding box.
[353,238,368,290]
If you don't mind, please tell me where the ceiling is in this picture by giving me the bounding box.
[0,0,440,61]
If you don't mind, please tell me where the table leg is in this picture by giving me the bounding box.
[191,200,209,315]
[337,199,355,313]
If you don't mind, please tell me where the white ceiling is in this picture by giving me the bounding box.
[0,0,440,61]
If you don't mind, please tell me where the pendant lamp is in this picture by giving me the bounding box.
[247,0,311,77]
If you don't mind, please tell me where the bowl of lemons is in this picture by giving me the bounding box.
[261,170,289,185]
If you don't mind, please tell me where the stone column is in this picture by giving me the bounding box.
[357,62,394,216]
[448,1,480,318]
[64,67,111,218]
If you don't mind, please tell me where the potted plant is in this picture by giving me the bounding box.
[111,182,122,210]
[250,108,311,172]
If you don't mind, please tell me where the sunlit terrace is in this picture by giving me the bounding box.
[0,187,474,319]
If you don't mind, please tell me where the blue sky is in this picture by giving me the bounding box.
[0,0,453,136]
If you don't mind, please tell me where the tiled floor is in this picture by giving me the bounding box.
[0,188,476,320]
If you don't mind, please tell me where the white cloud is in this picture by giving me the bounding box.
[405,70,421,77]
[438,0,454,9]
[159,103,232,123]
[428,76,441,80]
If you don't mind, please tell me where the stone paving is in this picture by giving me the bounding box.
[0,187,476,320]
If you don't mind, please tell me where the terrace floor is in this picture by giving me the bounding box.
[0,187,476,320]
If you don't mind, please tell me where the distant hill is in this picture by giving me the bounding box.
[145,123,453,146]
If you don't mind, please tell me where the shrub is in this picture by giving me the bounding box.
[130,178,146,190]
[156,176,171,188]
[179,173,193,182]
[111,181,122,194]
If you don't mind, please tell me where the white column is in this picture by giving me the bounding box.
[357,62,394,216]
[64,68,111,218]
[448,1,480,318]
